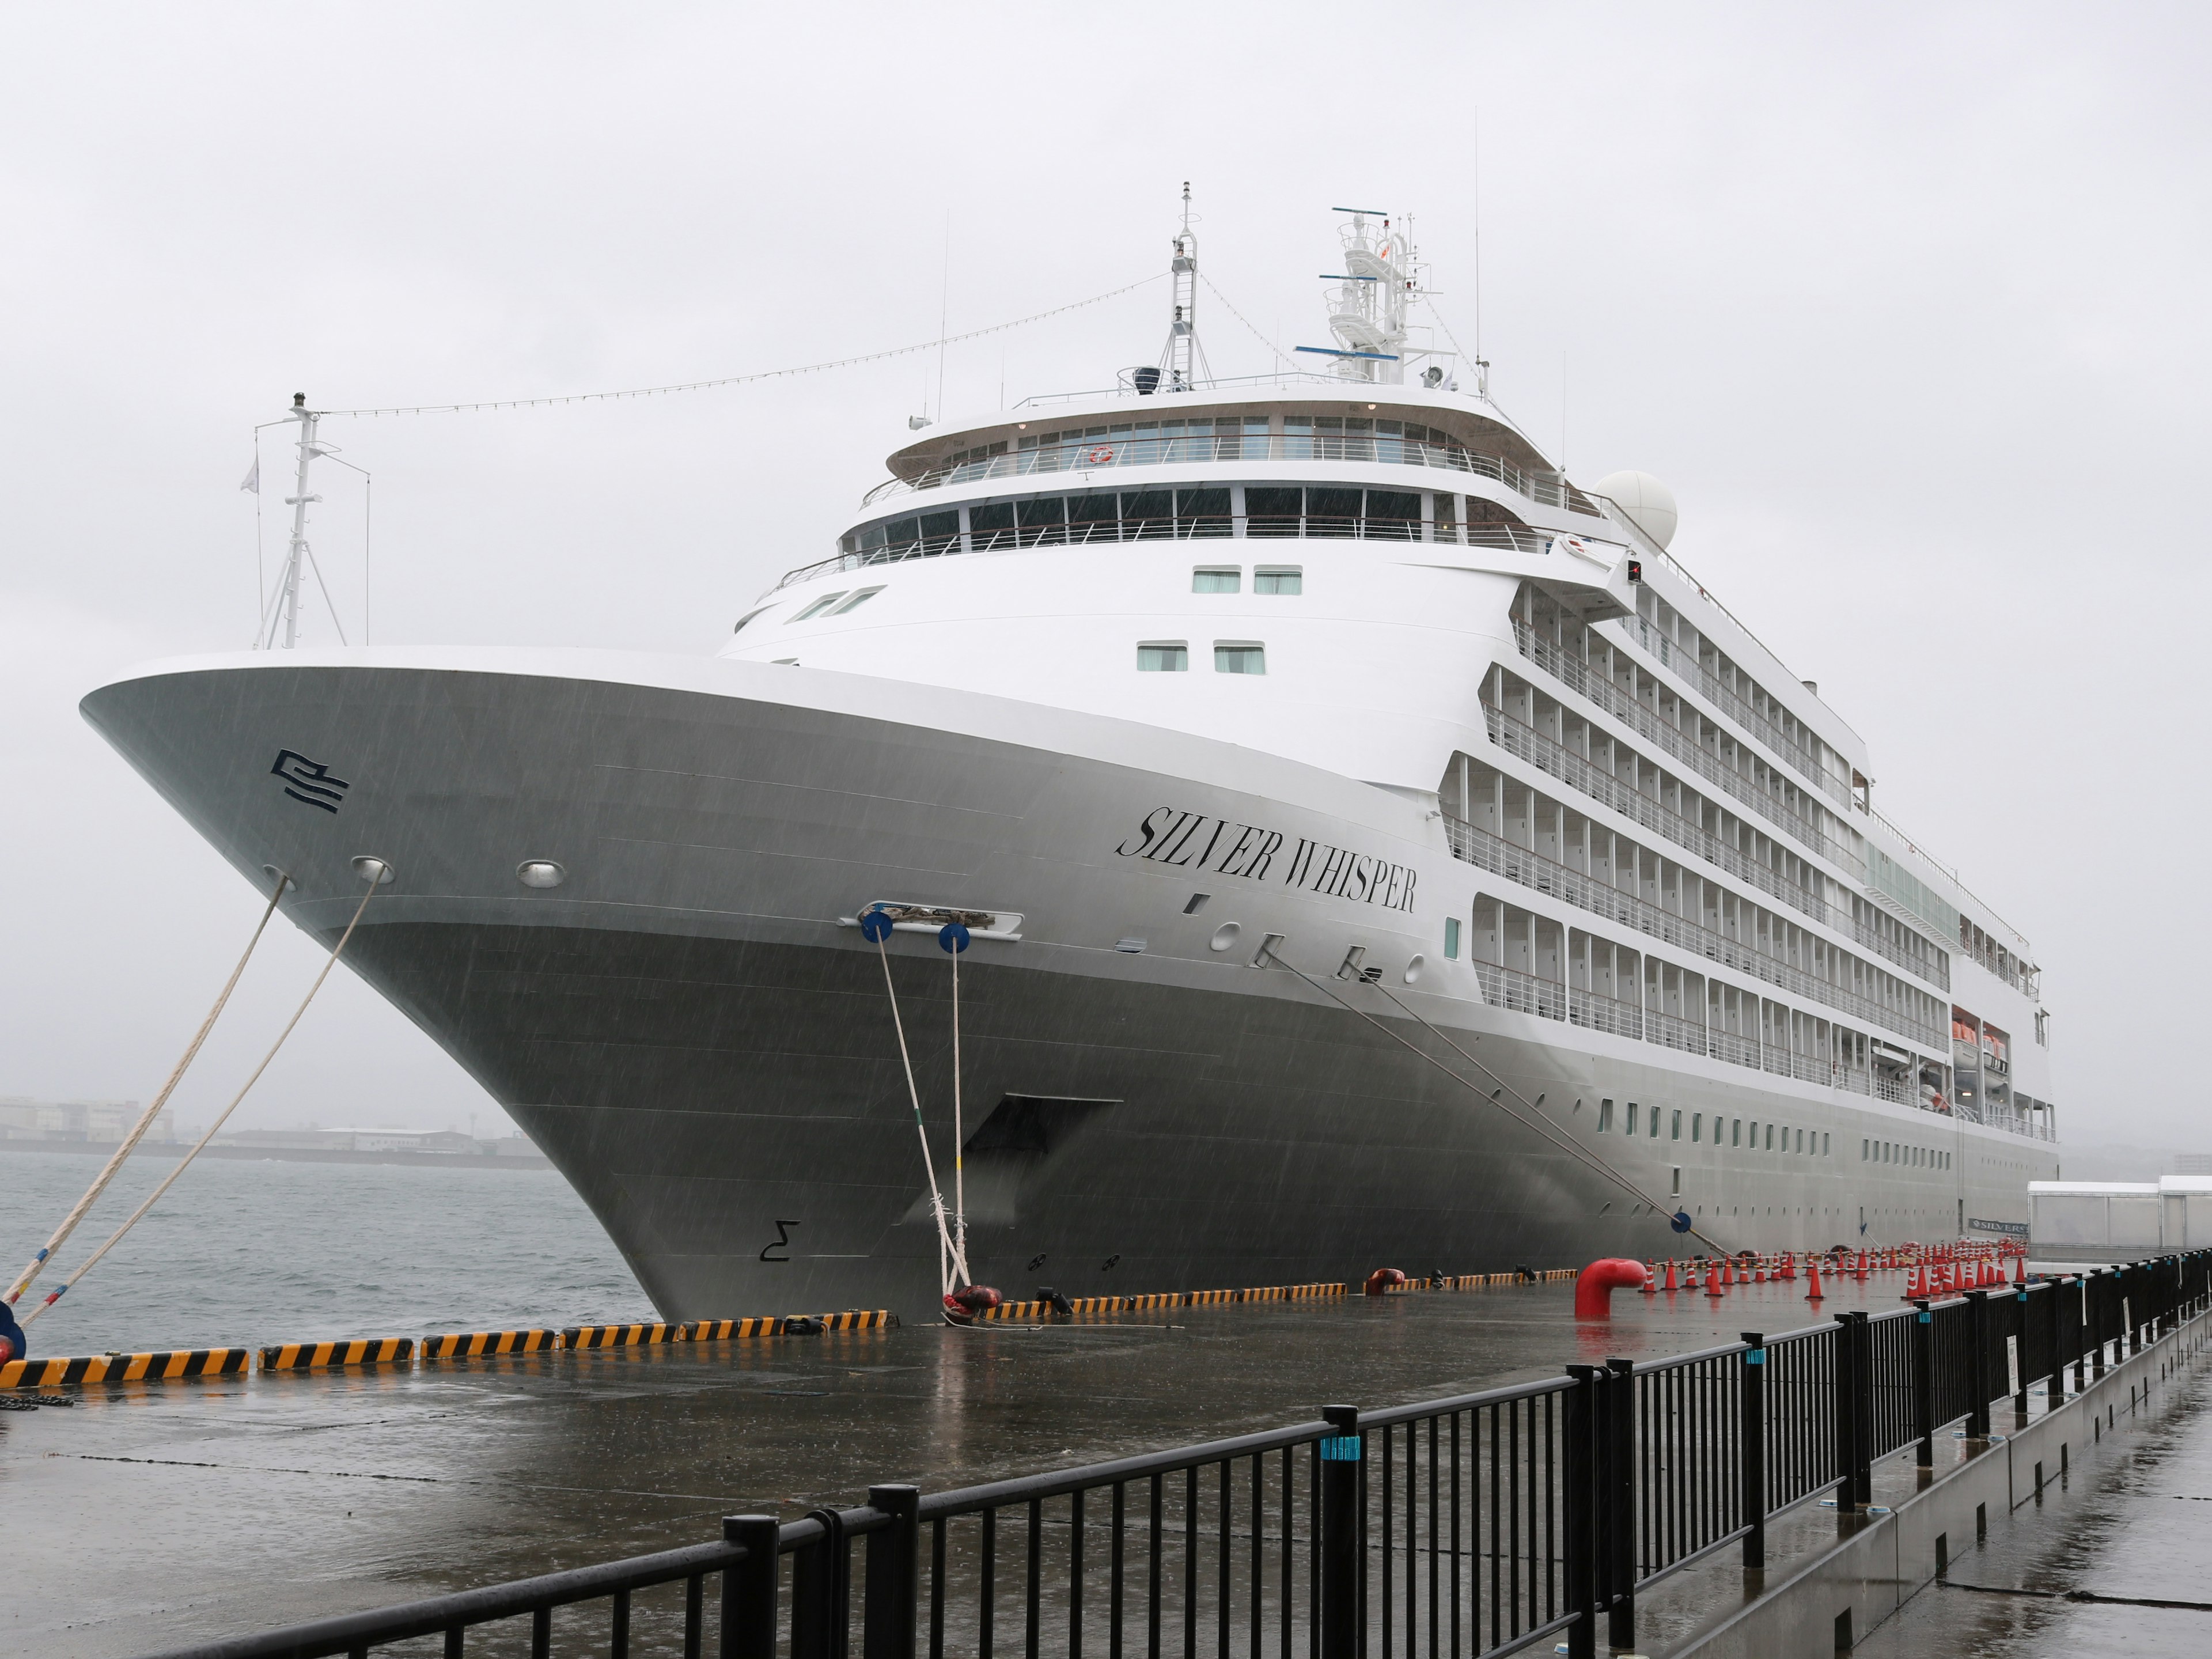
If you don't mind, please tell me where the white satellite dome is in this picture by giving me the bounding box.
[1592,470,1678,551]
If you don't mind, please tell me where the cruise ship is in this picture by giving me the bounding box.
[81,209,2060,1321]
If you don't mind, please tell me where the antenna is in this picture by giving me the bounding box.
[260,395,322,650]
[1156,182,1211,391]
[255,395,358,649]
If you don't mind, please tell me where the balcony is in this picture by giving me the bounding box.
[1445,815,1948,1051]
[1615,612,1851,809]
[1481,700,1836,930]
[1512,624,1865,877]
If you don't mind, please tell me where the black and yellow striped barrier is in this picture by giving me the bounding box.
[563,1321,687,1349]
[422,1328,561,1361]
[684,1317,786,1340]
[259,1336,415,1372]
[0,1347,251,1388]
[980,1282,1350,1321]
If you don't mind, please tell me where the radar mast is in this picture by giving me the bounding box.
[1325,210,1419,384]
[1156,183,1211,392]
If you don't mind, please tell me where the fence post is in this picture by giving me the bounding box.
[2012,1290,2031,1418]
[1965,1292,1992,1441]
[1911,1300,1936,1469]
[1319,1406,1361,1659]
[1563,1366,1599,1659]
[2046,1282,2066,1407]
[1604,1357,1637,1652]
[1738,1334,1766,1571]
[2090,1271,2108,1378]
[724,1515,783,1659]
[863,1486,920,1659]
[1842,1311,1873,1507]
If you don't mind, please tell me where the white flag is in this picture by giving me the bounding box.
[238,457,259,494]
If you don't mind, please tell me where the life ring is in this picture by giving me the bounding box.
[1085,445,1115,464]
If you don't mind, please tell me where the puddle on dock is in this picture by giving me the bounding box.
[10,1274,1899,1656]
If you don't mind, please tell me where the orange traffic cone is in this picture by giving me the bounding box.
[1664,1259,1679,1291]
[2012,1253,2027,1286]
[1641,1260,1657,1296]
[1705,1264,1724,1298]
[1806,1257,1825,1300]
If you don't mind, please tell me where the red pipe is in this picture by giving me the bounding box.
[1574,1257,1649,1319]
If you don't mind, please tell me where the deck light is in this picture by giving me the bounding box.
[1627,559,1643,584]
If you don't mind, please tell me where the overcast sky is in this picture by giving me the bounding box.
[2,3,2204,1154]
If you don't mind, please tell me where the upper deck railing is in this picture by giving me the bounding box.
[863,431,1609,513]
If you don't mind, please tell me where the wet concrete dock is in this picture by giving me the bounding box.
[1859,1339,2212,1657]
[10,1274,1877,1657]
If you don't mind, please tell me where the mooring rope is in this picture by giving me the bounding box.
[22,872,384,1328]
[6,873,291,1309]
[947,937,970,1287]
[868,921,959,1297]
[1262,947,1728,1254]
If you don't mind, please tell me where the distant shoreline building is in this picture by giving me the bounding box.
[0,1096,168,1144]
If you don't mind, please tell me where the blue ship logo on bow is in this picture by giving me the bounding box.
[271,749,350,813]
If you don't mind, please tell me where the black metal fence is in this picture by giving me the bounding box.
[146,1252,2212,1659]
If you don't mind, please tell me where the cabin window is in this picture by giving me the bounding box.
[1137,642,1188,672]
[1671,1109,1681,1141]
[1179,487,1232,537]
[1214,643,1266,675]
[827,586,884,615]
[791,592,847,620]
[1627,1103,1640,1135]
[968,501,1016,541]
[1254,566,1302,595]
[1598,1099,1614,1132]
[1192,567,1240,594]
[1733,1119,1742,1147]
[1124,490,1175,540]
[1692,1112,1702,1143]
[1243,486,1302,537]
[1444,916,1461,960]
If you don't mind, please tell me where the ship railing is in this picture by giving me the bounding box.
[776,516,1550,592]
[1481,703,1840,942]
[1445,804,1945,1054]
[1472,960,1567,1022]
[1509,624,1867,878]
[140,1259,2212,1659]
[862,430,1611,512]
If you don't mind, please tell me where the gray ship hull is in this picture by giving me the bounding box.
[82,647,2051,1321]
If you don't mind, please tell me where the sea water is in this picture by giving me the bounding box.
[0,1148,649,1355]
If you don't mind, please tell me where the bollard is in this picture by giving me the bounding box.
[1319,1406,1361,1659]
[1574,1258,1649,1319]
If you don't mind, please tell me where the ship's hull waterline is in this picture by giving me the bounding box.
[82,651,2046,1321]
